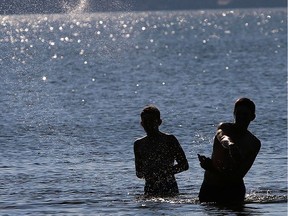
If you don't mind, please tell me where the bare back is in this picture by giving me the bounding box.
[134,132,188,181]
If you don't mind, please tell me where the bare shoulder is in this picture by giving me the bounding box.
[162,133,182,149]
[249,132,261,150]
[217,122,234,134]
[134,136,147,148]
[161,132,178,142]
[217,122,233,130]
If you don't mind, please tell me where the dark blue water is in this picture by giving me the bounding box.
[0,7,287,215]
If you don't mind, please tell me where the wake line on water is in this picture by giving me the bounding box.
[3,194,286,211]
[136,193,287,205]
[245,192,287,204]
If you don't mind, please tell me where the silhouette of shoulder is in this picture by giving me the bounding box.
[217,122,233,130]
[247,130,261,150]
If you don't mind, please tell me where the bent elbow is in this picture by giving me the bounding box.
[183,161,189,171]
[136,171,144,179]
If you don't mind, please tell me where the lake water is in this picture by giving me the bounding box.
[0,6,287,215]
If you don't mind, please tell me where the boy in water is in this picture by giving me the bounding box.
[134,105,189,196]
[198,98,261,204]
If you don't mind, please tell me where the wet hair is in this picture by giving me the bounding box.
[234,98,256,114]
[141,105,161,120]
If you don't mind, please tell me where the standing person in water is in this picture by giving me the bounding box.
[198,98,261,204]
[134,105,189,196]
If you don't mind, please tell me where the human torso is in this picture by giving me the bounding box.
[206,123,259,185]
[141,134,175,172]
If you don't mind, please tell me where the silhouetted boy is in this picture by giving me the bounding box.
[134,105,189,196]
[198,98,261,204]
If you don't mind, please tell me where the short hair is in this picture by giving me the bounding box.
[234,98,256,114]
[141,105,161,120]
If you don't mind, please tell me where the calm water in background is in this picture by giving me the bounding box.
[0,7,287,215]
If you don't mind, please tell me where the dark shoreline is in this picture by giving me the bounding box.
[0,0,286,15]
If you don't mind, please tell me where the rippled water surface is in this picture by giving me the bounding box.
[0,7,287,215]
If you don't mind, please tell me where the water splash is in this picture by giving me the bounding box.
[62,0,88,14]
[61,0,133,14]
[245,190,287,204]
[136,195,199,205]
[135,190,288,205]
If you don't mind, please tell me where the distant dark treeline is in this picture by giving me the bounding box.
[0,0,286,15]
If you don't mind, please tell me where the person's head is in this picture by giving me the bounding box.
[140,105,162,135]
[233,98,256,129]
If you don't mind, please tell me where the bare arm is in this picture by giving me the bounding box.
[240,138,261,177]
[197,123,243,176]
[216,123,243,166]
[134,140,144,179]
[216,124,235,148]
[216,124,261,178]
[171,135,189,175]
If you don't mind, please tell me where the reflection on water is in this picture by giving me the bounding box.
[0,7,287,215]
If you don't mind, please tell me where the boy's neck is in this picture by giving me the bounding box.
[147,130,161,138]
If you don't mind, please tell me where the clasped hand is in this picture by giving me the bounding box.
[197,154,212,171]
